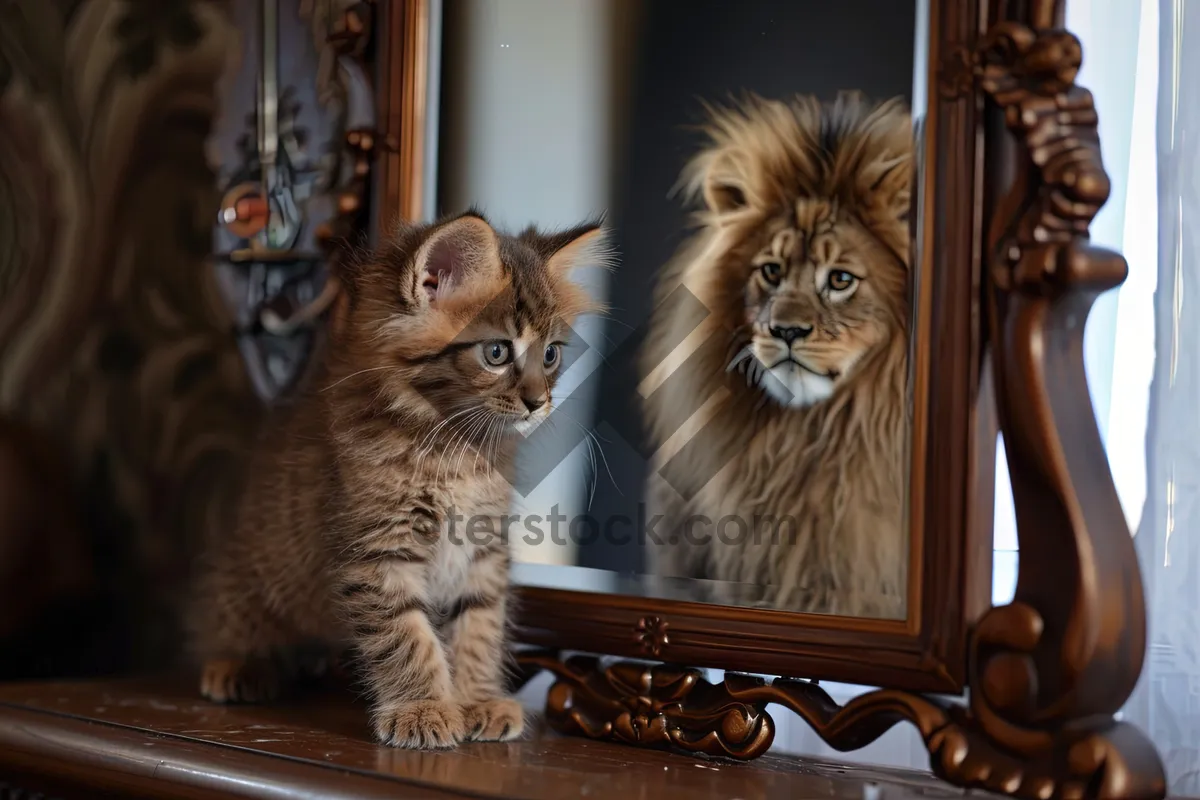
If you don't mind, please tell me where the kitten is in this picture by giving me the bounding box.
[190,210,606,748]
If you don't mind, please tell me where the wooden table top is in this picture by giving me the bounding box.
[0,676,976,799]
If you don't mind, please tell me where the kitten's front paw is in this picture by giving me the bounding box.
[374,699,465,749]
[462,697,524,742]
[200,657,282,704]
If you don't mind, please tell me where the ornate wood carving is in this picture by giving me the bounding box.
[519,6,1167,798]
[520,652,774,759]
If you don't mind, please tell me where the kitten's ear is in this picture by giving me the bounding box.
[542,222,613,277]
[413,213,502,304]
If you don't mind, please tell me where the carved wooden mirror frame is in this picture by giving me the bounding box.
[351,0,1167,796]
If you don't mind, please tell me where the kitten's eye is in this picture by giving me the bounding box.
[827,270,856,292]
[759,262,783,286]
[482,341,512,367]
[543,343,562,371]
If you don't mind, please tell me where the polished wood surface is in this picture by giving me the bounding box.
[0,677,972,800]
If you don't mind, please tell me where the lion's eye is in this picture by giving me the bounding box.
[759,262,783,286]
[482,341,512,367]
[827,270,856,292]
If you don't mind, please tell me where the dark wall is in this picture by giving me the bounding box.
[579,0,917,572]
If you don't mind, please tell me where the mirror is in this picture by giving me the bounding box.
[437,0,920,619]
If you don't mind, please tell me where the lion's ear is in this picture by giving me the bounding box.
[863,153,912,224]
[853,96,913,225]
[701,151,750,214]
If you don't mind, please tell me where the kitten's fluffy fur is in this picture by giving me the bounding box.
[190,211,605,748]
[642,92,912,618]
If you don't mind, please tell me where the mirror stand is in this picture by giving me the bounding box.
[514,13,1167,800]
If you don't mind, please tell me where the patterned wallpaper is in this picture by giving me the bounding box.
[0,0,353,678]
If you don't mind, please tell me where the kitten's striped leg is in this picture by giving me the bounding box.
[444,544,524,742]
[340,553,465,749]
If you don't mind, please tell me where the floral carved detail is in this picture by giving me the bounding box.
[519,652,774,759]
[634,615,669,657]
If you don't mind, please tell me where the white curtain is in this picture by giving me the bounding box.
[1122,0,1200,795]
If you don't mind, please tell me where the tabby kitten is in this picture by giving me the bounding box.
[190,211,606,748]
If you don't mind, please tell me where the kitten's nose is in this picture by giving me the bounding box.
[770,324,813,345]
[521,395,547,413]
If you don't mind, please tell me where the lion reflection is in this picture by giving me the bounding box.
[642,92,912,619]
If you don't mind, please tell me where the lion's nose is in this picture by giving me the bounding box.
[769,324,813,345]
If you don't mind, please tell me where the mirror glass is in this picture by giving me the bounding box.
[436,0,922,619]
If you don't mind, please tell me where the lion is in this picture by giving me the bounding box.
[640,92,912,619]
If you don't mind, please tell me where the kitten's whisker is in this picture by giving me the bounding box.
[484,417,504,474]
[414,407,477,468]
[555,411,599,509]
[321,365,400,392]
[472,418,494,479]
[583,430,598,509]
[454,412,490,476]
[423,408,481,480]
[471,417,490,476]
[586,428,619,499]
[418,406,475,449]
[437,410,485,482]
[486,415,508,471]
[601,316,635,332]
[459,410,493,471]
[472,413,508,476]
[484,416,502,466]
[475,419,492,476]
[550,405,620,502]
[436,418,470,480]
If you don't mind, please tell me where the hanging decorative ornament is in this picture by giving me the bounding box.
[212,0,378,403]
